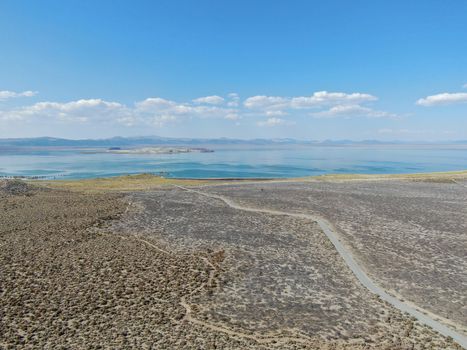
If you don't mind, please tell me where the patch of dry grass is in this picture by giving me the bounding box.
[34,173,215,193]
[31,170,467,193]
[298,170,467,183]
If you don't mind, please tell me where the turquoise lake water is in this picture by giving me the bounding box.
[1,145,466,179]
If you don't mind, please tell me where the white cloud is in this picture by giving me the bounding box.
[1,99,127,123]
[224,113,240,120]
[257,117,295,127]
[244,95,289,110]
[192,105,232,118]
[0,110,23,121]
[416,92,467,106]
[265,110,287,116]
[136,97,236,118]
[151,114,178,127]
[244,91,377,110]
[0,90,37,100]
[0,94,243,127]
[0,90,396,128]
[242,90,395,120]
[192,95,225,105]
[37,99,123,112]
[135,97,176,111]
[227,92,240,107]
[290,91,377,108]
[312,105,397,119]
[463,83,467,89]
[116,113,179,128]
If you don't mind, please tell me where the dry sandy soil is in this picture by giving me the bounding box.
[1,182,268,349]
[0,177,465,349]
[204,178,467,335]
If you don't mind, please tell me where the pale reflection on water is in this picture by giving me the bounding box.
[0,145,466,179]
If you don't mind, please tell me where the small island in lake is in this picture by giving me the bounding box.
[82,147,214,155]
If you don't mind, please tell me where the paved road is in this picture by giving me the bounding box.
[175,185,467,349]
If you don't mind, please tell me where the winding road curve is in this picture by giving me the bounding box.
[175,185,467,349]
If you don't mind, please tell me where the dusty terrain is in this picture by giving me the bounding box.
[204,178,467,335]
[1,174,466,349]
[0,182,255,349]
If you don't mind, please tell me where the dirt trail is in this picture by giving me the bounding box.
[452,179,467,189]
[125,217,317,346]
[174,185,467,349]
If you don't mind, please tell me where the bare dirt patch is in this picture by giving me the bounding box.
[0,185,258,349]
[1,179,464,349]
[110,187,460,349]
[205,179,467,336]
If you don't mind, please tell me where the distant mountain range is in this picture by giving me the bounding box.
[0,136,311,147]
[0,136,466,147]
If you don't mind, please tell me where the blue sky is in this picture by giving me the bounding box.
[0,0,466,140]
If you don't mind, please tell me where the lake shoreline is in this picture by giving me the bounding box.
[2,145,467,179]
[21,170,467,193]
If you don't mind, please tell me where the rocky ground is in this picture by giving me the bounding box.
[0,179,464,349]
[205,179,467,335]
[0,182,245,349]
[111,187,462,349]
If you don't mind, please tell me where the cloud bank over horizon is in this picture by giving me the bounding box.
[0,90,398,127]
[0,87,464,140]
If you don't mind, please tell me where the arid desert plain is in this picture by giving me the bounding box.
[1,172,466,349]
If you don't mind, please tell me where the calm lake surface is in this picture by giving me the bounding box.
[1,145,466,179]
